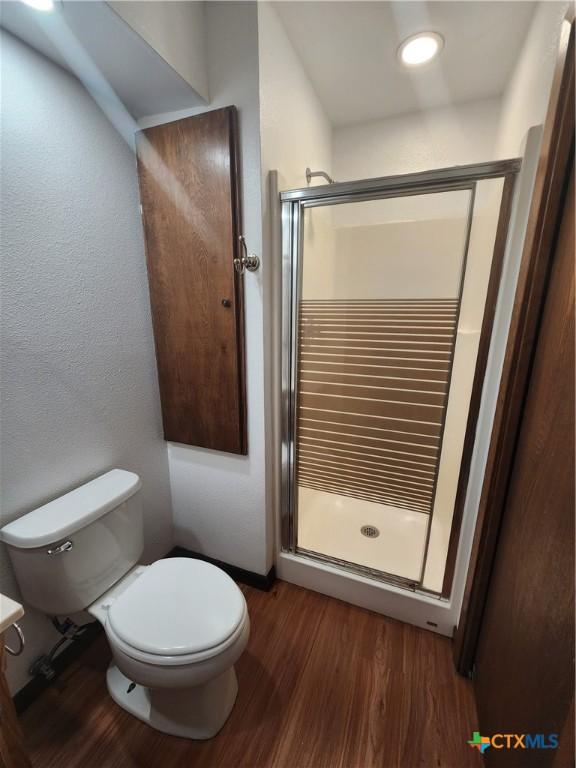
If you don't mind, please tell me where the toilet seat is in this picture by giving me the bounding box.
[105,558,247,666]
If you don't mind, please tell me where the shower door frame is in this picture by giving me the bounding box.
[280,159,521,595]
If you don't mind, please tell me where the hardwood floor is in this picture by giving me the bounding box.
[20,581,481,768]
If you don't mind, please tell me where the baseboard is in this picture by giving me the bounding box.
[167,546,276,591]
[13,621,103,715]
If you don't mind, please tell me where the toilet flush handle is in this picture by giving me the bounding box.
[47,540,73,555]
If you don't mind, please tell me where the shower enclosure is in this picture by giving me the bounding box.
[281,160,519,596]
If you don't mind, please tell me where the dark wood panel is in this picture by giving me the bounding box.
[474,164,575,767]
[136,107,247,453]
[20,581,482,768]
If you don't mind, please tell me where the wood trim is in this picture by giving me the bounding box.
[441,173,517,597]
[228,106,248,455]
[453,16,575,675]
[473,164,574,766]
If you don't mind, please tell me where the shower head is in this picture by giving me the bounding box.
[305,167,335,185]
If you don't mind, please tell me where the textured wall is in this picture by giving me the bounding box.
[0,31,173,693]
[333,98,502,181]
[497,1,570,157]
[108,0,209,101]
[258,1,333,192]
[257,1,335,560]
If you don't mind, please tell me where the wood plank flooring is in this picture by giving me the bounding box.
[19,581,481,768]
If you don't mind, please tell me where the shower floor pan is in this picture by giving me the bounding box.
[296,486,428,583]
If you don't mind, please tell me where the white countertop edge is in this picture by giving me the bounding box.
[0,594,24,634]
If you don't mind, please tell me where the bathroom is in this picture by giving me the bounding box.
[0,1,573,766]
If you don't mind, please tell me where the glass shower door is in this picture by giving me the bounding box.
[295,190,472,586]
[281,166,516,594]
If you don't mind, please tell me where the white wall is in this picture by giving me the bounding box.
[258,1,335,559]
[140,2,270,576]
[497,1,571,157]
[451,4,570,619]
[423,177,505,592]
[0,31,173,693]
[333,98,502,181]
[451,129,542,618]
[108,0,209,101]
[258,1,332,192]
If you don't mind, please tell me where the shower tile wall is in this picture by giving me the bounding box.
[296,298,459,513]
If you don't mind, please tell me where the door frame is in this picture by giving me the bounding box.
[279,159,520,595]
[453,15,575,675]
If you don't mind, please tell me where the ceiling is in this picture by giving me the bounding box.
[0,1,206,119]
[275,1,537,126]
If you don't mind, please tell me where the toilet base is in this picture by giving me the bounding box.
[106,663,238,739]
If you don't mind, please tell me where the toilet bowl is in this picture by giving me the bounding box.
[88,557,250,739]
[0,469,250,740]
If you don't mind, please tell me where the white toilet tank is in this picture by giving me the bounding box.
[0,469,144,616]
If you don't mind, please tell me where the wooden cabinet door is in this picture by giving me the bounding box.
[473,166,575,766]
[137,107,247,454]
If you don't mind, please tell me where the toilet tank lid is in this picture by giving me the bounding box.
[0,469,142,549]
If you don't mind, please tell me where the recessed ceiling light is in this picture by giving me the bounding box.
[398,32,443,67]
[20,0,54,11]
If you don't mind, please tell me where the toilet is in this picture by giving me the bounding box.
[0,469,250,739]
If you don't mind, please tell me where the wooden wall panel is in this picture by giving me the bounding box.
[296,299,458,512]
[474,166,574,768]
[136,107,247,454]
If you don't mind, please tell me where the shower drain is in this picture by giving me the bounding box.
[360,525,380,538]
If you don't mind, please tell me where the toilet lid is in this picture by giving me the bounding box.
[107,558,246,656]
